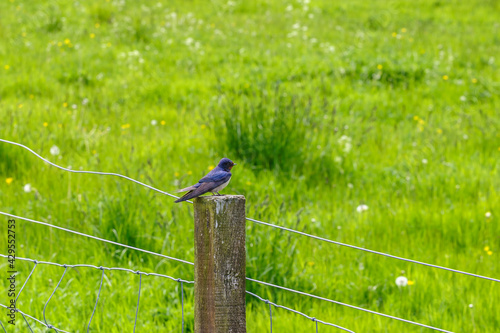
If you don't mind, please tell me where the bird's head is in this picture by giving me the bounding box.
[218,157,236,171]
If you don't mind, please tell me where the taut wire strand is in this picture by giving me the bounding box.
[0,212,194,266]
[246,291,355,333]
[247,279,453,333]
[0,304,70,333]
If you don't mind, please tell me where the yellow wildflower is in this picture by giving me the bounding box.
[413,115,419,121]
[392,32,397,37]
[160,120,166,125]
[4,65,9,70]
[63,102,68,107]
[401,28,407,33]
[246,181,252,185]
[484,246,490,251]
[58,124,63,128]
[92,150,97,154]
[64,38,70,45]
[43,122,48,127]
[174,172,180,177]
[22,32,27,37]
[106,42,111,47]
[471,78,477,84]
[377,64,383,70]
[442,75,449,80]
[487,251,493,255]
[407,280,414,285]
[29,94,34,99]
[18,104,23,108]
[187,171,193,175]
[201,124,207,129]
[95,23,100,28]
[436,128,443,134]
[307,262,315,266]
[90,33,95,39]
[121,124,131,129]
[6,178,13,185]
[418,119,425,125]
[208,165,214,170]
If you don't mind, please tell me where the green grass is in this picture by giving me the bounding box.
[1,0,499,332]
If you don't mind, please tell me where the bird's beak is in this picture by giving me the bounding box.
[233,163,237,166]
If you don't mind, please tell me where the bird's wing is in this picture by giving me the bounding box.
[174,176,231,203]
[199,167,231,183]
[176,183,201,193]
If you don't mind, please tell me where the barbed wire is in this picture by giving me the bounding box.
[246,291,356,333]
[1,138,498,283]
[1,254,191,332]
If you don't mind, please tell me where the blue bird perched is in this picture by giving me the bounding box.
[174,158,236,203]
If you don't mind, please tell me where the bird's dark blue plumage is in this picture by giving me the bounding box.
[175,158,236,203]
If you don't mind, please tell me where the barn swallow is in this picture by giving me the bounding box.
[174,158,236,203]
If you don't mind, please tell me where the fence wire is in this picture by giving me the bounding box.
[246,291,356,333]
[1,138,494,332]
[3,252,453,332]
[0,212,193,267]
[0,303,70,333]
[246,278,454,333]
[0,254,191,332]
[1,139,498,283]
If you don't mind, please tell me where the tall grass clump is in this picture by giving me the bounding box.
[214,85,342,183]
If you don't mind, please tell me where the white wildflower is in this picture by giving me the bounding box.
[356,204,369,213]
[338,135,352,153]
[151,120,158,126]
[422,159,428,164]
[50,145,60,156]
[395,276,408,287]
[460,96,467,102]
[485,211,492,218]
[23,184,32,193]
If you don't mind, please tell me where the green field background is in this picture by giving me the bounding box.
[0,0,499,332]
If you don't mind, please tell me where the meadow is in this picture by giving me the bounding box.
[0,0,499,331]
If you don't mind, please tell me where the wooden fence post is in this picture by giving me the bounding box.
[194,195,246,333]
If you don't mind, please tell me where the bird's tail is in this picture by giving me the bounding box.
[175,191,195,203]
